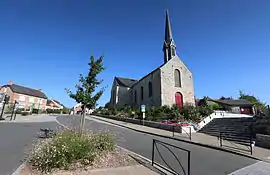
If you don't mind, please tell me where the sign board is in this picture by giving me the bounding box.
[141,105,145,113]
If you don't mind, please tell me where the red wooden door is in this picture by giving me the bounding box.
[175,92,183,108]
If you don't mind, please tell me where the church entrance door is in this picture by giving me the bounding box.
[175,92,183,108]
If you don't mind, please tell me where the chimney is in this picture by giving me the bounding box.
[9,80,13,85]
[38,89,42,92]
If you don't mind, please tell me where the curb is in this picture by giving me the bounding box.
[11,162,26,175]
[90,115,261,161]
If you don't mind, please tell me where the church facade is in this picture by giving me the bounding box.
[109,10,195,109]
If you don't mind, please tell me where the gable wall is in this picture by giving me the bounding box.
[160,56,195,106]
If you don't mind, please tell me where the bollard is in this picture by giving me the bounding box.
[219,132,223,147]
[189,127,192,140]
[172,125,175,137]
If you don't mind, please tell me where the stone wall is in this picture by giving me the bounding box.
[256,134,270,149]
[160,56,195,106]
[132,69,162,108]
[94,113,182,133]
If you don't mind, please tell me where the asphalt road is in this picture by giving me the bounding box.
[57,115,258,175]
[0,122,58,175]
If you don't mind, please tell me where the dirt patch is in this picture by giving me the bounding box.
[20,147,138,175]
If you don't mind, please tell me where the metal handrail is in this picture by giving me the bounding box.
[219,124,254,155]
[152,139,191,175]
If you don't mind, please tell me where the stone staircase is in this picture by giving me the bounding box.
[199,117,257,145]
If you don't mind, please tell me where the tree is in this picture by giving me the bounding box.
[239,90,267,114]
[66,56,106,134]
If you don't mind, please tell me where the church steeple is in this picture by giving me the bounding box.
[163,10,176,63]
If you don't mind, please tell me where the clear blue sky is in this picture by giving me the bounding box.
[0,0,269,108]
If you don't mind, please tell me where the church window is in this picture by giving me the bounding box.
[134,90,137,103]
[174,69,181,87]
[148,82,153,97]
[141,86,144,101]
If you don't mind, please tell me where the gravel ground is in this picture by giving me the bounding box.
[20,147,138,175]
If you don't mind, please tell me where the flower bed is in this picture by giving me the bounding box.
[21,130,137,174]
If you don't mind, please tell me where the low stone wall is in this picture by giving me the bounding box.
[256,134,270,149]
[93,113,182,133]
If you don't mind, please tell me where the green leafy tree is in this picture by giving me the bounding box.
[66,56,106,134]
[239,90,267,114]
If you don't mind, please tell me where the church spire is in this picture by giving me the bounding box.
[163,9,176,63]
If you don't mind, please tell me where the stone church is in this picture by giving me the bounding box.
[109,10,195,109]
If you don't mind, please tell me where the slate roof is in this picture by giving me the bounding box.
[2,84,47,99]
[115,77,138,87]
[210,99,254,107]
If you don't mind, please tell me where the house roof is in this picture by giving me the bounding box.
[115,77,138,87]
[210,99,254,107]
[2,84,47,99]
[47,99,65,107]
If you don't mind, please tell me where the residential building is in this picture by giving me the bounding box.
[0,80,47,109]
[109,10,195,109]
[46,99,64,110]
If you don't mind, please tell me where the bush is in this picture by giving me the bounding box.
[21,111,30,116]
[46,109,62,114]
[32,108,39,114]
[198,106,213,118]
[29,130,115,172]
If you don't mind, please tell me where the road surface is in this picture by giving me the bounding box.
[0,122,58,175]
[57,115,258,175]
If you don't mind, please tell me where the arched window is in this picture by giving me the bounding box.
[148,82,153,97]
[134,90,137,103]
[141,86,144,101]
[174,69,181,87]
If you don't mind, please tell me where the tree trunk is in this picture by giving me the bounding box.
[79,105,86,135]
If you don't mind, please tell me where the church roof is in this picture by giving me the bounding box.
[115,77,138,87]
[131,62,166,88]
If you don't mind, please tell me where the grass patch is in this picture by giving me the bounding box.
[29,130,115,172]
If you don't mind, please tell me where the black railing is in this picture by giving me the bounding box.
[172,125,192,140]
[151,139,191,175]
[219,125,255,155]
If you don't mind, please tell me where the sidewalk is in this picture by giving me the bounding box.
[89,115,270,162]
[0,114,56,123]
[81,165,159,175]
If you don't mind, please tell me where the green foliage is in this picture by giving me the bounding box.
[21,111,30,116]
[95,103,213,123]
[62,107,70,114]
[29,130,115,172]
[180,104,201,122]
[198,105,214,118]
[46,109,62,114]
[239,90,267,113]
[65,56,106,110]
[210,103,222,110]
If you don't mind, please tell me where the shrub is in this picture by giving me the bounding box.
[46,109,62,114]
[198,106,213,118]
[29,130,115,172]
[21,111,30,116]
[32,108,39,114]
[181,104,201,122]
